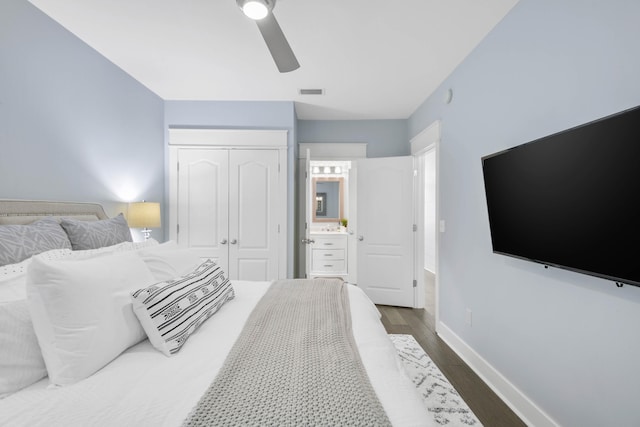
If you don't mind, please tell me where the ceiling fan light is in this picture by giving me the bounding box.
[242,1,269,20]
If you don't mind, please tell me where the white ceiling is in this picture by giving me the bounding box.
[29,0,518,120]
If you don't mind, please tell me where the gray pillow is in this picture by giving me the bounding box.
[60,213,133,250]
[0,218,72,266]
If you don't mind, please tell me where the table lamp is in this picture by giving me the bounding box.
[128,201,161,240]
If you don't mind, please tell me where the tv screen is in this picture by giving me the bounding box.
[481,106,640,287]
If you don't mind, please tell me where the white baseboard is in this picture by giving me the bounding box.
[437,321,558,427]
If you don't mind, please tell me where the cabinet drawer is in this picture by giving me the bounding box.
[312,259,346,273]
[312,249,345,261]
[312,236,347,249]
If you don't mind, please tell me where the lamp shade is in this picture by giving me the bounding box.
[128,202,161,228]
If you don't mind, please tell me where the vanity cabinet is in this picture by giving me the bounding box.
[310,234,348,278]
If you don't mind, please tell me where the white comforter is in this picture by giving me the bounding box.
[0,281,429,427]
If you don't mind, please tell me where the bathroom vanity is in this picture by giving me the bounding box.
[309,230,348,279]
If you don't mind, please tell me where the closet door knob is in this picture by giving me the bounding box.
[220,239,228,245]
[358,235,364,241]
[230,239,237,244]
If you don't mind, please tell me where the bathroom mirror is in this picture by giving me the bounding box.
[312,177,344,222]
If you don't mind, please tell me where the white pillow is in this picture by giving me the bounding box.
[130,238,160,250]
[61,239,160,261]
[137,241,202,282]
[0,242,158,302]
[0,263,29,303]
[131,260,234,356]
[0,300,47,397]
[0,249,72,302]
[26,251,157,386]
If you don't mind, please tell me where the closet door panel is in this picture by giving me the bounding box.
[229,150,279,281]
[177,149,229,271]
[235,259,269,282]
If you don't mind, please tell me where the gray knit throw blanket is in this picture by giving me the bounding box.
[182,278,392,427]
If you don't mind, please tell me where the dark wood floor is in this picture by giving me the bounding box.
[377,305,527,427]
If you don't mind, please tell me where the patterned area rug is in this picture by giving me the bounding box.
[390,334,483,426]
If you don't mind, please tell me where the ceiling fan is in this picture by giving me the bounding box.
[236,0,300,73]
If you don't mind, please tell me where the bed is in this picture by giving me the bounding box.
[0,200,429,426]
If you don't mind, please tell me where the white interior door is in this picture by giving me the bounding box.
[357,156,414,307]
[229,149,279,281]
[176,149,229,271]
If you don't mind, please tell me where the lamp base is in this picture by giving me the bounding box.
[141,228,152,241]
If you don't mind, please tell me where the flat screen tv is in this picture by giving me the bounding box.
[481,105,640,288]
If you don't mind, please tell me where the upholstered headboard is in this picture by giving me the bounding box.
[0,200,109,225]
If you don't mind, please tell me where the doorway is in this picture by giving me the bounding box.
[421,148,437,322]
[296,143,367,280]
[297,137,437,312]
[411,120,440,328]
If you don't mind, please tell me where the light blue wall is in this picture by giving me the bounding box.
[165,101,296,129]
[164,101,296,277]
[409,1,640,425]
[0,0,165,240]
[297,119,409,158]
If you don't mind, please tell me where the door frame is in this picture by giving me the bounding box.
[296,143,367,279]
[411,120,441,326]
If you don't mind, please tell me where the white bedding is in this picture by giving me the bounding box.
[0,281,429,427]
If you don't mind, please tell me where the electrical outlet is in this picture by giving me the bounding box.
[439,220,446,233]
[465,308,472,327]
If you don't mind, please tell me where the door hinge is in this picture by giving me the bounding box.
[176,224,180,234]
[413,279,417,288]
[278,163,281,172]
[177,162,179,172]
[413,169,418,177]
[278,224,280,233]
[413,224,417,232]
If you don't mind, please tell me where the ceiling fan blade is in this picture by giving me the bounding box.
[256,13,300,73]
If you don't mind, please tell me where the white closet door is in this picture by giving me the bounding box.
[176,149,229,271]
[228,150,279,281]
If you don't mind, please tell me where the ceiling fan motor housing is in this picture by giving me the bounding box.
[237,0,276,17]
